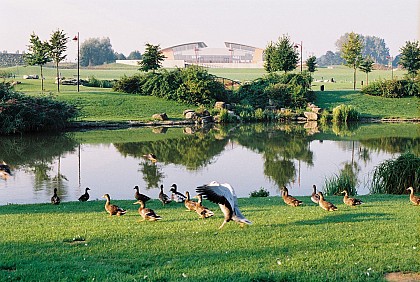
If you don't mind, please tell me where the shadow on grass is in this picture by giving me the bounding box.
[292,212,391,226]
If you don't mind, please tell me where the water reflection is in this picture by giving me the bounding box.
[0,123,418,205]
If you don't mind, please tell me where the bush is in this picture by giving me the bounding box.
[235,72,313,110]
[85,76,115,88]
[0,82,79,134]
[370,153,420,194]
[250,187,270,197]
[113,67,227,106]
[332,104,359,123]
[361,78,420,98]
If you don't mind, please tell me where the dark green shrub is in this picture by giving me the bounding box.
[0,82,79,134]
[85,76,114,88]
[361,78,420,97]
[250,187,270,197]
[113,67,227,106]
[370,153,420,194]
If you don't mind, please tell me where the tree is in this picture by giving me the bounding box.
[359,57,374,86]
[115,53,126,60]
[80,37,116,67]
[49,29,68,92]
[317,51,344,66]
[127,50,142,60]
[336,33,390,65]
[341,32,363,90]
[24,33,51,93]
[264,35,299,73]
[306,56,317,73]
[139,43,165,72]
[399,40,420,79]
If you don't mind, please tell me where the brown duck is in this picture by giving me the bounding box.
[184,191,197,211]
[318,192,338,211]
[341,190,363,206]
[311,185,320,204]
[281,186,303,207]
[51,188,60,205]
[193,194,214,219]
[102,194,126,216]
[133,200,162,221]
[133,186,151,202]
[407,187,420,206]
[78,187,91,202]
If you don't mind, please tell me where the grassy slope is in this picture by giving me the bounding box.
[0,195,418,281]
[2,65,419,120]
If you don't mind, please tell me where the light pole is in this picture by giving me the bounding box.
[386,56,394,80]
[72,32,80,92]
[294,41,303,72]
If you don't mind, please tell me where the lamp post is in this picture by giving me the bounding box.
[386,55,394,80]
[72,32,80,92]
[294,41,303,72]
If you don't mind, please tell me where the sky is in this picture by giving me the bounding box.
[1,0,419,61]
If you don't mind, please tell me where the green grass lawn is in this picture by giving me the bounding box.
[2,65,419,120]
[0,195,418,281]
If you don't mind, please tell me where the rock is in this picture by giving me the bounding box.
[152,127,168,134]
[215,101,226,109]
[200,116,213,124]
[311,107,321,114]
[183,109,195,116]
[185,111,197,120]
[152,113,168,121]
[304,111,318,121]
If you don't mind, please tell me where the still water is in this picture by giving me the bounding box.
[0,123,418,205]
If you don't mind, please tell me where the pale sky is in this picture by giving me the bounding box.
[1,0,419,61]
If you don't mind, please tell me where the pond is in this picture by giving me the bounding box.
[0,122,418,205]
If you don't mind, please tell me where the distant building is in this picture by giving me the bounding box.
[117,41,264,68]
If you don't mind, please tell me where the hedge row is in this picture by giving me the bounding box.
[361,78,420,98]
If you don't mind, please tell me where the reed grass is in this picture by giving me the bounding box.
[370,152,420,194]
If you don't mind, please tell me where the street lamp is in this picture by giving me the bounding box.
[386,55,394,80]
[294,41,303,73]
[72,32,80,92]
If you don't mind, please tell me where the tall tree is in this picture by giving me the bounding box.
[24,33,51,93]
[317,51,344,66]
[49,29,68,92]
[127,50,142,60]
[399,40,420,79]
[306,56,317,74]
[359,57,374,86]
[264,35,299,73]
[139,43,165,72]
[80,37,116,66]
[341,32,363,90]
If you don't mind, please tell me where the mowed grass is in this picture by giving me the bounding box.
[2,65,419,120]
[0,195,418,281]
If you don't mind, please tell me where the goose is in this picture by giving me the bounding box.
[169,183,186,203]
[78,187,91,202]
[143,153,157,162]
[193,194,214,219]
[158,184,172,205]
[133,200,162,221]
[102,194,126,216]
[196,181,252,229]
[51,188,60,205]
[341,190,363,206]
[317,191,337,211]
[0,161,12,179]
[184,191,197,211]
[133,186,151,202]
[311,185,320,204]
[281,186,303,207]
[407,187,420,206]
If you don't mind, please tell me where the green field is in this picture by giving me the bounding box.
[0,195,418,281]
[1,64,419,120]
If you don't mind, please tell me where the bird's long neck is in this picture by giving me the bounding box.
[186,192,190,201]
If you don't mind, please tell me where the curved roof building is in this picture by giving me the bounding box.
[161,42,264,65]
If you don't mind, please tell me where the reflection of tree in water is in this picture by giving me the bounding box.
[232,124,313,187]
[139,161,165,189]
[360,137,420,156]
[0,133,77,196]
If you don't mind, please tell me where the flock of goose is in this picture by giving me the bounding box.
[2,161,419,229]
